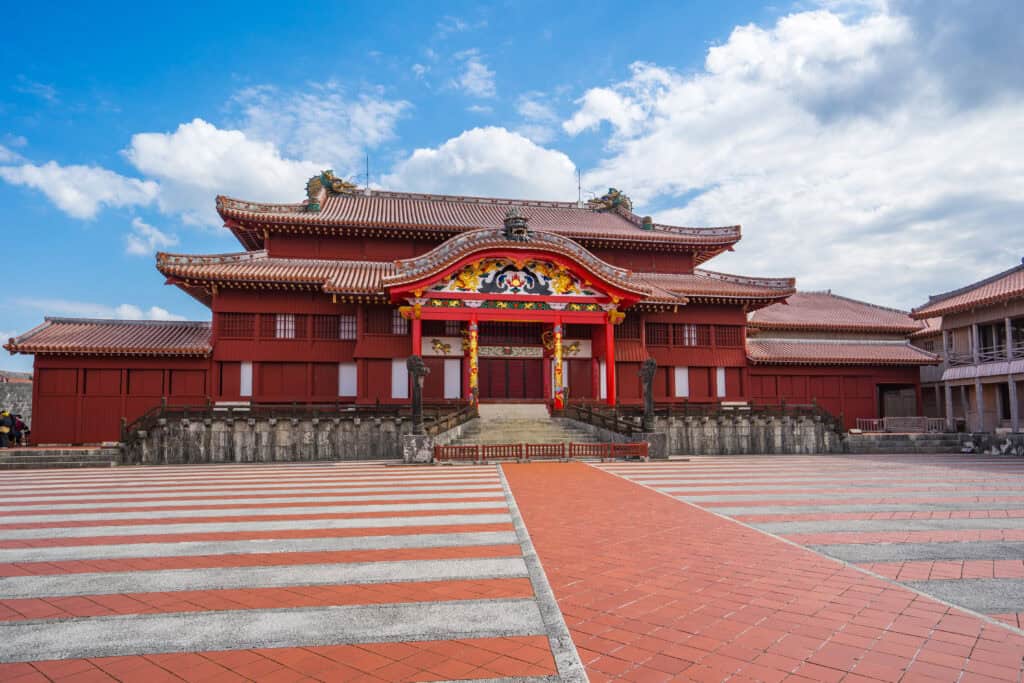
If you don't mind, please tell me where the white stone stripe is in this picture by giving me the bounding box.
[0,599,545,662]
[0,531,520,564]
[0,472,504,487]
[0,557,530,599]
[0,513,514,541]
[0,483,503,503]
[0,500,508,525]
[0,491,506,513]
[0,475,501,494]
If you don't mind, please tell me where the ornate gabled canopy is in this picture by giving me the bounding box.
[382,226,652,308]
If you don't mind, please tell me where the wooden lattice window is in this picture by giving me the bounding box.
[275,314,296,339]
[565,324,592,339]
[313,315,340,340]
[391,309,408,335]
[218,313,255,339]
[365,308,391,334]
[479,322,543,345]
[673,323,710,346]
[645,322,670,346]
[260,314,276,338]
[339,315,357,340]
[714,325,743,347]
[614,317,641,340]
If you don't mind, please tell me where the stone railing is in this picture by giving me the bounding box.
[560,401,844,455]
[120,402,476,465]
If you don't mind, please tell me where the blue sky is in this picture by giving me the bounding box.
[2,1,1023,371]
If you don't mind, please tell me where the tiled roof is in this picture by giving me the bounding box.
[746,339,938,366]
[909,316,942,339]
[216,190,742,256]
[912,261,1024,319]
[5,318,212,357]
[157,251,392,295]
[637,269,795,304]
[749,291,922,333]
[157,251,792,309]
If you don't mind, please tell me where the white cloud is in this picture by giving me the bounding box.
[514,124,557,145]
[232,82,409,169]
[516,93,559,144]
[518,96,557,123]
[435,16,486,39]
[124,118,325,226]
[0,144,23,163]
[0,161,158,220]
[14,76,58,103]
[412,63,429,78]
[123,83,409,226]
[125,217,178,256]
[383,126,577,200]
[16,298,187,321]
[467,104,493,114]
[451,52,496,98]
[564,7,1024,309]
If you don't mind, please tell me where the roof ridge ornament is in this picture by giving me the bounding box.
[503,207,531,242]
[305,170,358,212]
[587,187,633,212]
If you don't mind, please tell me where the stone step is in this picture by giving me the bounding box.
[0,448,119,469]
[0,460,117,470]
[452,404,603,446]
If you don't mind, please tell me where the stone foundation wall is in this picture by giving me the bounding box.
[122,414,467,465]
[656,414,844,455]
[0,380,31,425]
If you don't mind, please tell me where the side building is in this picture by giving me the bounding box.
[911,260,1024,433]
[747,291,937,429]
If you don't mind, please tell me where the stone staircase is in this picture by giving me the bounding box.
[454,404,602,445]
[0,447,120,469]
[846,432,964,454]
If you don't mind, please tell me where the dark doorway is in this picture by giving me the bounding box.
[879,385,917,417]
[479,358,544,400]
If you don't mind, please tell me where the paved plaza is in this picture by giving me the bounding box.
[0,456,1022,681]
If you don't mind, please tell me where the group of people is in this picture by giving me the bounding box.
[0,411,28,447]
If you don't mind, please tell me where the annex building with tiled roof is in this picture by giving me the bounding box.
[6,172,935,442]
[909,260,1024,433]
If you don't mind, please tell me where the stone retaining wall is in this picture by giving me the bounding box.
[122,413,469,465]
[0,380,31,425]
[657,413,843,455]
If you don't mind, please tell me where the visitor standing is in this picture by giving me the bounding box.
[12,414,25,446]
[0,411,11,448]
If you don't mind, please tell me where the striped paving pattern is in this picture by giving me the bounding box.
[598,455,1024,632]
[0,462,578,681]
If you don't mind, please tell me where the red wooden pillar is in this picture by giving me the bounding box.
[411,317,422,357]
[605,321,616,406]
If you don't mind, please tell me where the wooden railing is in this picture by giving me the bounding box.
[122,399,476,444]
[434,441,648,462]
[947,341,1024,366]
[855,417,949,433]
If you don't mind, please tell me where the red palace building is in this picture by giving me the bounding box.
[5,173,937,444]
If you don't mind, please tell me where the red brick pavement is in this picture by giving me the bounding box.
[504,462,1024,682]
[0,635,558,682]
